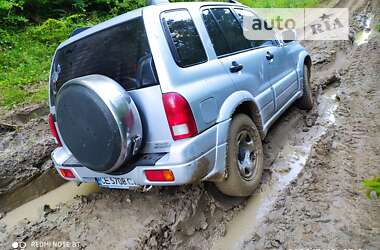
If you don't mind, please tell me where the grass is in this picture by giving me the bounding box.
[0,0,320,109]
[0,30,53,107]
[362,177,380,200]
[0,15,104,108]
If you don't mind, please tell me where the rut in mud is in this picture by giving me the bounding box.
[0,104,65,214]
[0,0,379,249]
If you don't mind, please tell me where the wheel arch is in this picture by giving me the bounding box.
[296,51,312,91]
[304,54,312,69]
[217,91,265,138]
[297,51,311,70]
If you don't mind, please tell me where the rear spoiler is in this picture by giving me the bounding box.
[69,27,92,38]
[147,0,169,5]
[228,0,245,6]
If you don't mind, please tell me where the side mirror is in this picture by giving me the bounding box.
[281,29,297,43]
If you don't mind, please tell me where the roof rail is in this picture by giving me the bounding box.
[146,0,169,5]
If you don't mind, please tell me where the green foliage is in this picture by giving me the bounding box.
[362,177,380,200]
[28,14,93,44]
[0,0,28,26]
[377,23,380,32]
[0,0,145,107]
[0,0,320,27]
[0,0,146,27]
[0,14,100,107]
[0,28,13,47]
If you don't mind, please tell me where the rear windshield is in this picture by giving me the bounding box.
[51,17,158,94]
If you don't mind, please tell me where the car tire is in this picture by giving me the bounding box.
[215,114,264,197]
[296,64,314,110]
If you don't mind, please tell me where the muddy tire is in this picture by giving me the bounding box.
[296,64,314,110]
[215,114,264,197]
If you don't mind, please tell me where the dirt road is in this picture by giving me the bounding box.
[0,0,379,249]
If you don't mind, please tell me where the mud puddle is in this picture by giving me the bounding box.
[0,169,66,214]
[212,88,338,250]
[354,14,374,46]
[1,182,99,229]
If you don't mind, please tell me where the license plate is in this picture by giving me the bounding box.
[95,177,137,189]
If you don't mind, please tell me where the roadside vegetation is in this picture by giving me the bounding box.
[362,177,380,200]
[0,0,318,108]
[0,0,145,108]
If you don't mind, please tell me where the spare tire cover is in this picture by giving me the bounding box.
[56,75,142,173]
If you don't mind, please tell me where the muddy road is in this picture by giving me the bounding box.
[1,0,379,249]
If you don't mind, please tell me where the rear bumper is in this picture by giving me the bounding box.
[52,146,218,186]
[51,119,230,187]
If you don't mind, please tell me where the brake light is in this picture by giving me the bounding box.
[145,169,175,182]
[59,168,75,179]
[162,93,198,140]
[48,113,62,146]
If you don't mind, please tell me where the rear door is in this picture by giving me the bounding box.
[201,7,275,123]
[158,8,236,134]
[234,8,298,111]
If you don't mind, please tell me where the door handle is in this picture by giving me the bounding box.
[230,61,243,73]
[266,51,274,61]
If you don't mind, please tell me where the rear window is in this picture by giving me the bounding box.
[161,10,207,67]
[51,17,158,93]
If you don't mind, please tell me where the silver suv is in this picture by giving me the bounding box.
[48,1,313,197]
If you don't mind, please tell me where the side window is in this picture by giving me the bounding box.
[234,8,253,22]
[234,8,276,48]
[202,9,230,56]
[162,10,207,67]
[210,8,251,53]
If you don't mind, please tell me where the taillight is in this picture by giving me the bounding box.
[145,169,175,182]
[162,93,198,140]
[48,113,62,146]
[59,168,75,179]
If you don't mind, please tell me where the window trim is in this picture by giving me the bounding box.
[200,6,279,59]
[160,9,208,68]
[203,7,252,57]
[52,16,158,92]
[233,7,281,48]
[202,8,232,54]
